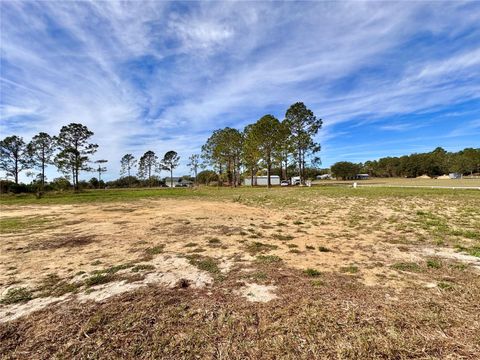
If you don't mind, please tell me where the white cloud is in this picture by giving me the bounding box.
[1,1,479,180]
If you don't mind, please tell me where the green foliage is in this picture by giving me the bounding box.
[0,135,30,184]
[161,150,181,187]
[201,127,243,187]
[426,259,442,269]
[303,268,321,277]
[54,123,98,190]
[246,241,278,255]
[131,264,155,273]
[363,147,480,178]
[0,287,33,304]
[244,114,285,187]
[120,154,137,178]
[391,262,422,272]
[27,132,55,188]
[331,161,361,180]
[85,273,115,287]
[0,216,49,233]
[187,154,201,185]
[272,234,294,241]
[187,255,220,274]
[145,244,165,255]
[256,255,282,263]
[197,170,218,185]
[137,151,159,183]
[284,102,322,183]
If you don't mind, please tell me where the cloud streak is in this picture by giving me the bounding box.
[1,1,479,180]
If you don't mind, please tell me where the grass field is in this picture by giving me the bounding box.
[313,177,480,188]
[1,184,479,359]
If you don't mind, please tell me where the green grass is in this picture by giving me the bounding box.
[340,265,359,274]
[0,216,51,233]
[391,262,422,273]
[426,259,442,269]
[304,268,321,277]
[131,264,155,273]
[2,185,479,207]
[84,273,115,287]
[455,245,480,258]
[272,234,294,241]
[93,263,134,275]
[0,287,33,304]
[37,273,82,297]
[246,242,278,255]
[145,244,165,255]
[256,255,282,263]
[186,255,220,274]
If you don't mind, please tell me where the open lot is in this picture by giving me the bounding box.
[1,185,479,359]
[314,177,480,188]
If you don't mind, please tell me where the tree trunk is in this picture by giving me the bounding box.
[298,149,303,184]
[41,159,45,191]
[267,160,271,188]
[75,167,79,191]
[14,157,18,184]
[170,169,173,188]
[41,148,45,190]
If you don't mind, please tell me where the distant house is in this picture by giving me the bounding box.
[244,175,280,186]
[165,177,193,187]
[355,174,369,180]
[316,174,332,180]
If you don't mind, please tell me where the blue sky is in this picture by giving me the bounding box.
[1,1,479,181]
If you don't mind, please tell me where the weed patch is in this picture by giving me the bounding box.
[391,262,422,273]
[304,268,321,277]
[246,242,278,255]
[145,244,165,255]
[0,287,33,304]
[256,255,282,264]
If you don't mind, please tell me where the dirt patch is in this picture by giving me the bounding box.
[28,235,95,250]
[237,283,278,302]
[1,255,213,323]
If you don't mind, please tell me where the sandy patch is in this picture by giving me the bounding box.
[237,283,278,302]
[421,247,480,271]
[0,255,213,323]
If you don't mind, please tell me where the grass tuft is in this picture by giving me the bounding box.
[304,268,321,277]
[1,287,33,304]
[256,255,282,263]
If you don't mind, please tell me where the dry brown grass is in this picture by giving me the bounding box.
[1,188,479,358]
[1,261,479,359]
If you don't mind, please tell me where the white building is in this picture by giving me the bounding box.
[244,175,280,186]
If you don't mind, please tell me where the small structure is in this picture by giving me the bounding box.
[291,176,301,185]
[355,174,369,180]
[316,174,332,180]
[244,175,280,186]
[449,173,462,179]
[165,177,193,188]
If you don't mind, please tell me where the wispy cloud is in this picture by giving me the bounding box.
[1,1,479,180]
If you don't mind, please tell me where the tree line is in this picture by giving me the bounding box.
[0,123,100,192]
[331,147,480,180]
[200,102,322,187]
[119,150,180,187]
